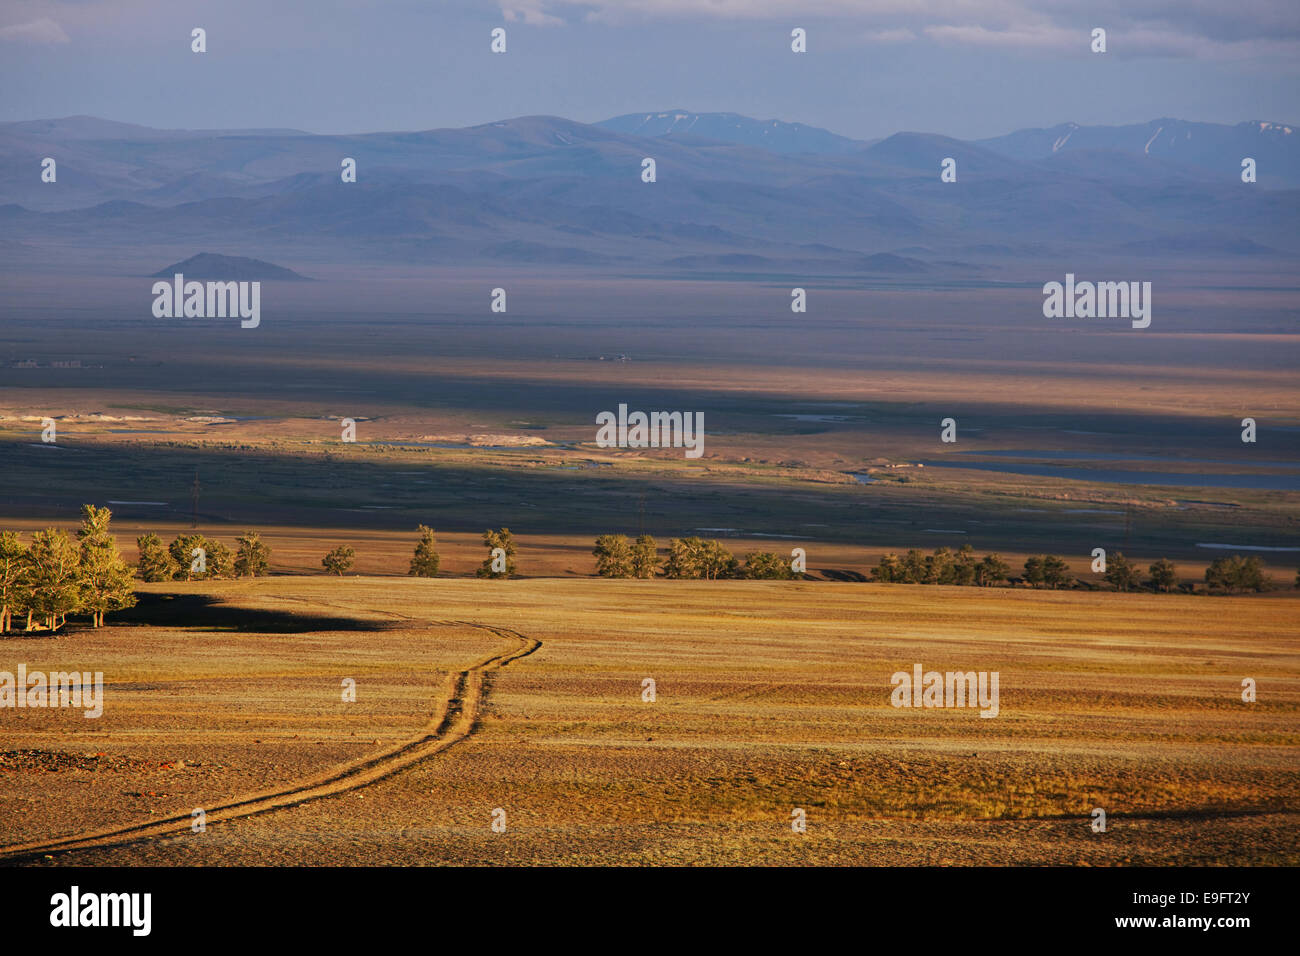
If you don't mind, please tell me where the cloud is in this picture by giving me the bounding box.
[501,1,565,26]
[0,17,71,44]
[500,0,1300,58]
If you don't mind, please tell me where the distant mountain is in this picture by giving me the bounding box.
[978,118,1300,187]
[598,110,863,154]
[0,113,1296,273]
[150,253,310,280]
[0,115,309,141]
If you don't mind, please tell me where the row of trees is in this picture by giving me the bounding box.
[0,506,136,632]
[3,510,1283,636]
[592,535,798,580]
[872,546,1013,586]
[868,547,1281,593]
[136,530,271,581]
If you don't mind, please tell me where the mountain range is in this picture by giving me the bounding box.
[1,111,1296,273]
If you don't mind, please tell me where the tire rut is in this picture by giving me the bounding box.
[0,617,540,863]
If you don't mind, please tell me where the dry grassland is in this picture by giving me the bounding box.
[2,578,1295,865]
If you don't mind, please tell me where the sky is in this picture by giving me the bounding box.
[2,0,1298,140]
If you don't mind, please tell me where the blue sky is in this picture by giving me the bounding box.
[2,0,1297,138]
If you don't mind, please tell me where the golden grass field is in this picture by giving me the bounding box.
[2,577,1295,866]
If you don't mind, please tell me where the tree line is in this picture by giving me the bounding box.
[591,535,798,579]
[0,505,136,632]
[1,508,1287,637]
[869,546,1274,593]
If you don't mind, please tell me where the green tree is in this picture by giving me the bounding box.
[77,505,136,627]
[900,549,927,584]
[699,540,738,580]
[205,539,234,579]
[234,531,271,577]
[0,531,29,633]
[1042,555,1072,590]
[408,525,440,577]
[744,551,794,580]
[476,528,517,579]
[322,545,355,576]
[1206,555,1265,593]
[951,545,978,587]
[1022,556,1045,588]
[1104,552,1140,592]
[169,533,210,581]
[630,535,658,579]
[592,534,633,578]
[136,533,178,582]
[1149,558,1178,593]
[925,547,955,585]
[871,553,904,583]
[25,529,84,631]
[977,553,1010,587]
[663,537,705,579]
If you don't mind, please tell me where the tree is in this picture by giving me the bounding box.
[476,528,517,579]
[408,525,440,577]
[205,539,234,579]
[663,537,705,579]
[699,540,738,580]
[871,553,904,583]
[137,533,178,582]
[900,549,927,584]
[592,534,633,578]
[924,547,955,585]
[1023,556,1045,588]
[76,505,136,628]
[25,529,83,630]
[630,535,658,579]
[951,545,978,587]
[744,551,794,580]
[322,545,355,576]
[977,554,1010,587]
[169,533,210,581]
[1235,556,1266,592]
[0,531,28,633]
[1149,558,1178,593]
[1042,555,1072,590]
[1104,552,1140,592]
[234,531,271,577]
[1206,555,1265,593]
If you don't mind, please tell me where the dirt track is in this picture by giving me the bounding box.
[0,618,540,864]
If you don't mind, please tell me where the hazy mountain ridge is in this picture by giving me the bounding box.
[2,112,1297,272]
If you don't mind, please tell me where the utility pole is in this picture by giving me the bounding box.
[190,469,200,529]
[1123,503,1132,554]
[638,492,646,537]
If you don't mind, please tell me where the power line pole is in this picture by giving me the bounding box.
[190,469,200,529]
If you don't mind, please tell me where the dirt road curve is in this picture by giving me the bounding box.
[0,619,540,863]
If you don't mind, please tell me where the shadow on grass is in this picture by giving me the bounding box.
[110,592,401,633]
